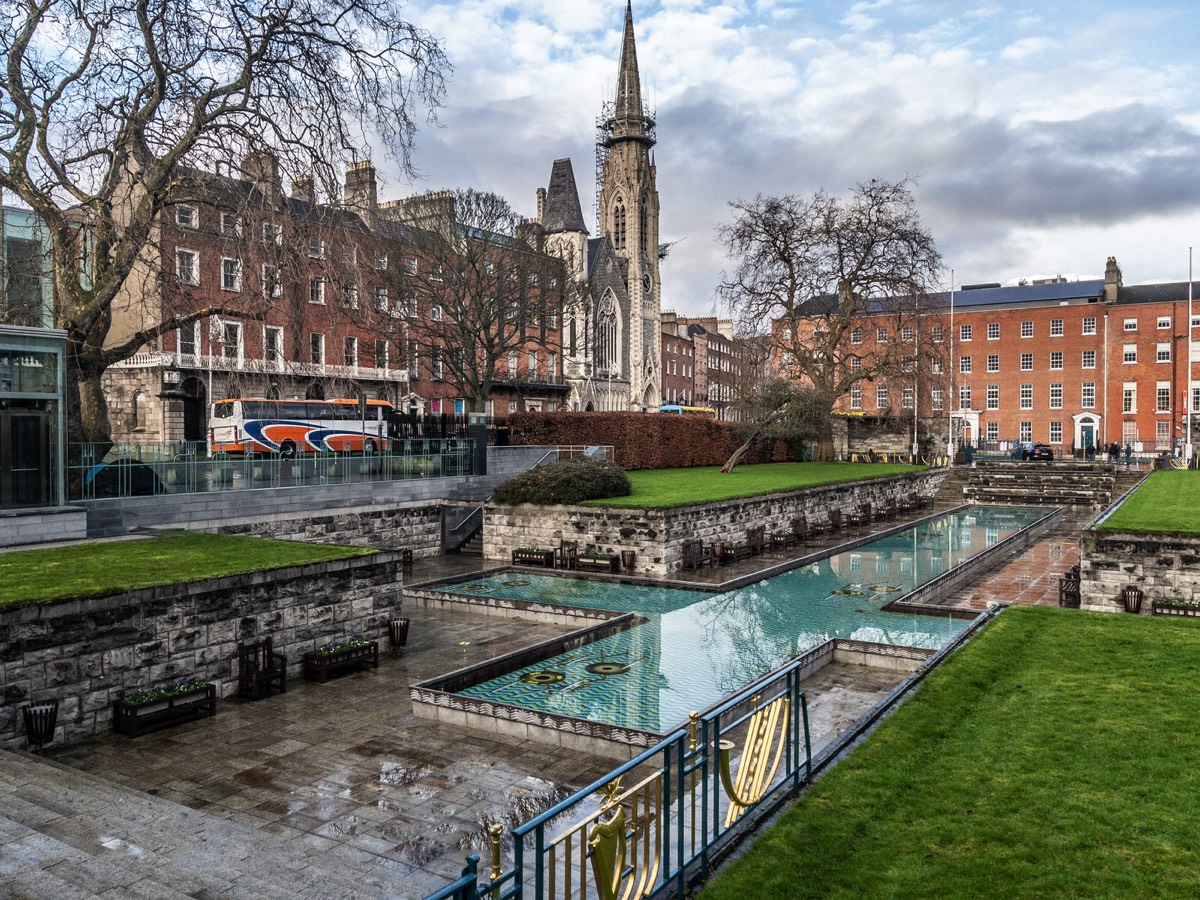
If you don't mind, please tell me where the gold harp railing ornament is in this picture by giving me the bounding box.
[718,692,790,828]
[541,774,659,900]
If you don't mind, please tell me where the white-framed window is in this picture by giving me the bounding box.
[1082,382,1096,408]
[432,349,445,380]
[931,356,943,375]
[309,277,325,304]
[369,251,384,271]
[264,326,283,367]
[959,384,971,409]
[483,260,496,277]
[1020,383,1033,409]
[310,332,325,365]
[1050,351,1063,370]
[986,354,999,373]
[546,309,558,329]
[261,264,281,298]
[176,248,199,285]
[1123,383,1136,413]
[1157,342,1171,363]
[1020,353,1033,371]
[1193,386,1200,413]
[344,336,358,368]
[1049,383,1063,409]
[431,263,444,281]
[1192,315,1200,329]
[406,257,420,275]
[403,291,416,318]
[374,285,388,312]
[406,340,419,377]
[175,204,198,228]
[1158,316,1171,330]
[220,212,241,236]
[931,387,943,412]
[1157,382,1171,412]
[849,386,863,409]
[901,355,914,373]
[850,357,861,371]
[1157,420,1171,449]
[1082,316,1096,335]
[986,384,999,410]
[221,321,242,360]
[902,386,914,409]
[343,283,358,309]
[960,324,972,341]
[1050,318,1063,337]
[1049,421,1063,444]
[548,351,557,376]
[850,328,862,345]
[178,322,198,356]
[1020,421,1032,442]
[308,238,325,258]
[901,326,914,341]
[220,257,242,292]
[1123,344,1137,364]
[374,339,389,369]
[876,385,889,408]
[876,326,888,343]
[527,349,538,374]
[931,325,944,343]
[1021,320,1034,338]
[959,355,971,373]
[343,244,357,265]
[987,322,1000,340]
[430,303,442,321]
[1082,349,1095,369]
[507,351,518,377]
[986,421,998,441]
[263,222,282,245]
[1123,318,1137,331]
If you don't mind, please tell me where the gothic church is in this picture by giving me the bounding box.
[535,1,662,412]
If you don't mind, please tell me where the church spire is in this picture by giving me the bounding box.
[614,1,644,122]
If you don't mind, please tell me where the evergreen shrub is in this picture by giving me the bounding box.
[492,456,632,505]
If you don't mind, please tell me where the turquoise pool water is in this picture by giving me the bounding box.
[441,506,1047,733]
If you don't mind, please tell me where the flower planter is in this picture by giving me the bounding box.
[22,700,58,751]
[512,549,555,568]
[1152,601,1200,617]
[303,640,380,682]
[113,683,217,737]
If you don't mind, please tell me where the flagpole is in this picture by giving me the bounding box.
[946,268,955,460]
[1188,247,1194,465]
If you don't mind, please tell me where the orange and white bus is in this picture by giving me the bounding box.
[209,398,395,456]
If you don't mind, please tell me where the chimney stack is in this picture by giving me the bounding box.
[1104,256,1123,303]
[291,175,314,204]
[241,150,281,200]
[344,160,378,222]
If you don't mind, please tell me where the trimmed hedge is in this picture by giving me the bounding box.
[491,456,632,505]
[507,412,791,470]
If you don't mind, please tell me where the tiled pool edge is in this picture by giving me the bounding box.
[410,638,934,759]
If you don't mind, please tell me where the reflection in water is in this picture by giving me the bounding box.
[449,506,1047,733]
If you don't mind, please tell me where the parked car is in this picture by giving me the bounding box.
[1025,443,1055,461]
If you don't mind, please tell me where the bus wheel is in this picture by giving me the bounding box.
[364,439,378,455]
[280,440,297,458]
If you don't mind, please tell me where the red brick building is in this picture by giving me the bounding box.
[660,312,765,421]
[781,257,1200,457]
[105,157,565,443]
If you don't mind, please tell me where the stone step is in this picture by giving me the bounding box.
[0,749,404,900]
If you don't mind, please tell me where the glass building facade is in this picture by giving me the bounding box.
[1,206,54,328]
[0,326,67,509]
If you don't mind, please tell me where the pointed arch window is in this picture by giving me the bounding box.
[613,200,627,251]
[639,199,648,252]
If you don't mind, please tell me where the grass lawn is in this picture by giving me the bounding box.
[585,462,922,509]
[0,532,375,609]
[701,607,1200,899]
[1098,470,1200,533]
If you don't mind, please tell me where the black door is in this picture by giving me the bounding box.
[182,378,207,443]
[0,403,51,508]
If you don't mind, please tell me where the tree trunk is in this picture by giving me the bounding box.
[66,347,114,452]
[720,439,754,474]
[815,414,836,461]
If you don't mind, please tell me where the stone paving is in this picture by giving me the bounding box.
[0,500,1092,899]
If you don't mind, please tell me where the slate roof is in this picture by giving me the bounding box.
[541,159,589,235]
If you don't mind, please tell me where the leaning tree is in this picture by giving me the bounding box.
[718,178,943,459]
[1,0,448,445]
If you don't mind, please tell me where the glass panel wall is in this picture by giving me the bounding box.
[0,326,67,509]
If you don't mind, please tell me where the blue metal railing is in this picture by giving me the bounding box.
[424,653,813,900]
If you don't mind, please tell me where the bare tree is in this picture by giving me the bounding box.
[398,189,562,414]
[718,178,943,459]
[1,0,447,444]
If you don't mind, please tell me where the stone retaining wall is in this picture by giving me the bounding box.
[1079,529,1200,613]
[0,553,403,749]
[483,469,945,578]
[0,507,87,548]
[964,462,1115,507]
[201,505,442,556]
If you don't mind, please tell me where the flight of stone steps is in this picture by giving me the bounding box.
[0,749,410,900]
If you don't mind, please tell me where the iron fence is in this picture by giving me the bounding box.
[425,655,812,900]
[68,440,477,500]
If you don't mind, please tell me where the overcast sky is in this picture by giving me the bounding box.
[386,0,1200,317]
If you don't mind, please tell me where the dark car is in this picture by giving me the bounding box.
[1025,443,1055,461]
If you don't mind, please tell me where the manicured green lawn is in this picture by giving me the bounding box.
[585,462,922,509]
[0,532,375,609]
[1098,470,1200,533]
[700,607,1200,899]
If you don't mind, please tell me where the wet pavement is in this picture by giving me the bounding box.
[6,500,1093,899]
